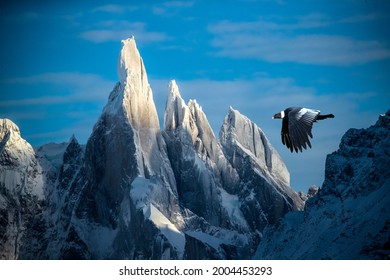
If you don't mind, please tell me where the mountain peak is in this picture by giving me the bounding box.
[0,118,21,139]
[188,99,202,113]
[107,36,160,130]
[164,80,195,134]
[220,107,291,187]
[0,118,34,159]
[117,36,138,87]
[223,106,244,129]
[69,134,78,144]
[0,118,46,260]
[168,80,180,98]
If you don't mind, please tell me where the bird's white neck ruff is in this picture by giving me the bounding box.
[280,110,285,118]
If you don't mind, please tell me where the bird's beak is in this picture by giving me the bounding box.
[272,112,281,119]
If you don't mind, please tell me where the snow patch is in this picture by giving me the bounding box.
[130,176,185,258]
[144,204,185,259]
[130,176,153,212]
[219,188,249,230]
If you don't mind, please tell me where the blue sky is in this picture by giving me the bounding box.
[1,0,389,192]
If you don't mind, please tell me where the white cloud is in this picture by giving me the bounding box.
[0,72,115,106]
[0,11,40,23]
[92,4,138,14]
[4,72,108,85]
[152,1,194,16]
[340,13,385,24]
[0,96,72,107]
[79,21,170,44]
[1,111,47,120]
[208,17,390,66]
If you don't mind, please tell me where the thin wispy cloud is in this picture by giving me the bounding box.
[215,34,390,65]
[80,21,170,44]
[209,15,331,33]
[0,11,40,23]
[3,72,109,86]
[209,12,385,33]
[340,13,387,24]
[2,111,48,120]
[208,15,390,66]
[0,96,73,107]
[152,1,194,16]
[26,124,91,143]
[0,72,114,106]
[92,4,138,14]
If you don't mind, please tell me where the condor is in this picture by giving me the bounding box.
[273,107,334,153]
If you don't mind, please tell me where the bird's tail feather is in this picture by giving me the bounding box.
[317,113,335,120]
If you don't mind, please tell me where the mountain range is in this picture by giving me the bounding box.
[0,37,389,259]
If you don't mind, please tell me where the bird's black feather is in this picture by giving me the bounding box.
[274,107,334,153]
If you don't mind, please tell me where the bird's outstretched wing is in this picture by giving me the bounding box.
[281,108,320,152]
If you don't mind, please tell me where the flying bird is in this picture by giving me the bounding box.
[273,107,335,153]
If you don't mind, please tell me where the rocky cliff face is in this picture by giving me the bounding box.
[254,110,390,259]
[219,107,303,229]
[162,80,303,237]
[163,81,227,227]
[0,37,307,260]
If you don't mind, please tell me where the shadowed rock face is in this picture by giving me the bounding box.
[1,38,304,260]
[59,136,83,191]
[254,110,390,260]
[163,81,230,228]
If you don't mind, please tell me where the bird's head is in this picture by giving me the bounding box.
[272,111,284,119]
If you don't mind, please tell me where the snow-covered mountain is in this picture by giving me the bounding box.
[1,37,388,260]
[0,119,46,259]
[254,110,390,259]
